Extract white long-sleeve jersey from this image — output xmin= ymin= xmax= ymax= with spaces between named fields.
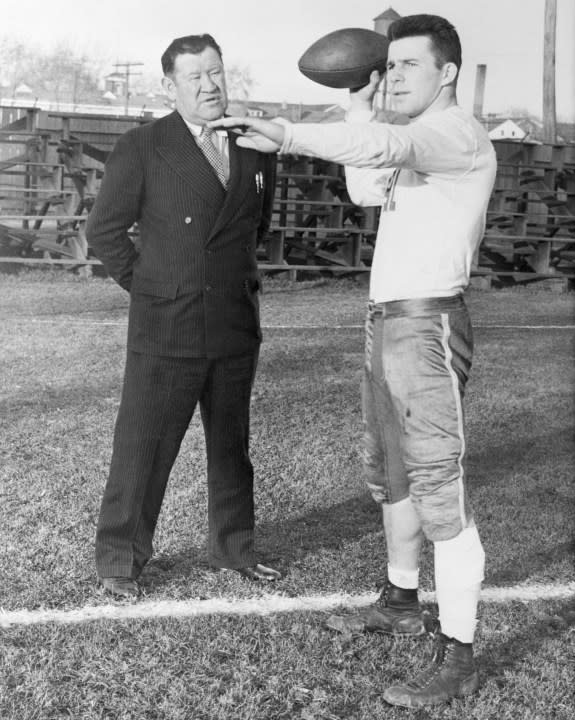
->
xmin=280 ymin=106 xmax=497 ymax=302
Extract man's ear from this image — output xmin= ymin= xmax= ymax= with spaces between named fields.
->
xmin=161 ymin=75 xmax=176 ymax=100
xmin=441 ymin=62 xmax=459 ymax=87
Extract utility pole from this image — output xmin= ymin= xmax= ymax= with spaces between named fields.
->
xmin=72 ymin=61 xmax=82 ymax=109
xmin=114 ymin=61 xmax=144 ymax=115
xmin=543 ymin=0 xmax=557 ymax=144
xmin=473 ymin=64 xmax=487 ymax=120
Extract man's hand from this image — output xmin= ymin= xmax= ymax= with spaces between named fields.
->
xmin=349 ymin=69 xmax=383 ymax=112
xmin=207 ymin=117 xmax=287 ymax=153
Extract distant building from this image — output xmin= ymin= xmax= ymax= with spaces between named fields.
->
xmin=488 ymin=118 xmax=528 ymax=141
xmin=483 ymin=114 xmax=575 ymax=144
xmin=557 ymin=123 xmax=575 ymax=144
xmin=373 ymin=7 xmax=401 ymax=35
xmin=14 ymin=83 xmax=34 ymax=99
xmin=104 ymin=72 xmax=126 ymax=97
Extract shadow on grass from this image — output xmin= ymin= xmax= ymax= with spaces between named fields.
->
xmin=0 ymin=378 xmax=124 ymax=416
xmin=467 ymin=425 xmax=575 ymax=586
xmin=143 ymin=493 xmax=381 ymax=585
xmin=143 ymin=547 xmax=211 ymax=581
xmin=20 ymin=375 xmax=567 ymax=595
xmin=479 ymin=597 xmax=575 ymax=688
xmin=251 ymin=422 xmax=574 ymax=582
xmin=257 ymin=493 xmax=380 ymax=559
xmin=466 ymin=426 xmax=575 ymax=484
xmin=143 ymin=420 xmax=574 ymax=589
xmin=487 ymin=540 xmax=575 ymax=586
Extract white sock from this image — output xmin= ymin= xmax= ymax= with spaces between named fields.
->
xmin=434 ymin=525 xmax=485 ymax=643
xmin=388 ymin=564 xmax=419 ymax=590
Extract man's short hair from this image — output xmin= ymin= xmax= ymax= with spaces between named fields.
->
xmin=161 ymin=34 xmax=223 ymax=76
xmin=388 ymin=14 xmax=462 ymax=70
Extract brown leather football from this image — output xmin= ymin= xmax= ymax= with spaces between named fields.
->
xmin=298 ymin=28 xmax=389 ymax=89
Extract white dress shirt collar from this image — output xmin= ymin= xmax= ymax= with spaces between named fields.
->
xmin=183 ymin=119 xmax=228 ymax=144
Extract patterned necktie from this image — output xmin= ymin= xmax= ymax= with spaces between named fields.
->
xmin=200 ymin=127 xmax=227 ymax=187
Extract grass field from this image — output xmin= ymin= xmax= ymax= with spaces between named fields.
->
xmin=1 ymin=271 xmax=574 ymax=719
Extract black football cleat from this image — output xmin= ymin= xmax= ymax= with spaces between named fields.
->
xmin=383 ymin=632 xmax=480 ymax=708
xmin=325 ymin=580 xmax=427 ymax=636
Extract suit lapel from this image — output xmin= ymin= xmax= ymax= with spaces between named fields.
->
xmin=226 ymin=134 xmax=258 ymax=208
xmin=155 ymin=113 xmax=260 ymax=236
xmin=155 ymin=112 xmax=226 ymax=207
xmin=208 ymin=133 xmax=258 ymax=240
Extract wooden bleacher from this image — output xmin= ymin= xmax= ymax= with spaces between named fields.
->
xmin=1 ymin=105 xmax=574 ymax=285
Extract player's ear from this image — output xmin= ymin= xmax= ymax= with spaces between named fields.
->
xmin=441 ymin=62 xmax=458 ymax=86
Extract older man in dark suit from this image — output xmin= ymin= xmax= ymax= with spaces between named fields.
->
xmin=87 ymin=34 xmax=279 ymax=598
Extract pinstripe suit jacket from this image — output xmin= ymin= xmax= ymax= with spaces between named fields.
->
xmin=86 ymin=111 xmax=276 ymax=358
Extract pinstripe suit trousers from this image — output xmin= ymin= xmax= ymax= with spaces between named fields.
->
xmin=95 ymin=349 xmax=259 ymax=578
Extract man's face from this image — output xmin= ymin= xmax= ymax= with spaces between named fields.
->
xmin=386 ymin=35 xmax=450 ymax=118
xmin=163 ymin=47 xmax=228 ymax=125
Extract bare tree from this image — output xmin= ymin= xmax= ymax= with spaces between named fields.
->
xmin=226 ymin=64 xmax=255 ymax=101
xmin=0 ymin=37 xmax=103 ymax=103
xmin=0 ymin=37 xmax=35 ymax=94
xmin=0 ymin=35 xmax=256 ymax=107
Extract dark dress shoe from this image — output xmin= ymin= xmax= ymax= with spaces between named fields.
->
xmin=98 ymin=576 xmax=140 ymax=599
xmin=233 ymin=564 xmax=282 ymax=581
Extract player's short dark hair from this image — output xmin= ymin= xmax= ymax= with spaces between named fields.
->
xmin=161 ymin=34 xmax=223 ymax=76
xmin=388 ymin=14 xmax=462 ymax=70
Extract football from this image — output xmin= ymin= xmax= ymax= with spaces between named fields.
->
xmin=298 ymin=28 xmax=389 ymax=89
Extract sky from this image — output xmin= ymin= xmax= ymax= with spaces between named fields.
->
xmin=2 ymin=0 xmax=575 ymax=120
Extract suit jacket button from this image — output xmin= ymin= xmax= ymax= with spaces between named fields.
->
xmin=184 ymin=216 xmax=192 ymax=224
xmin=205 ymin=285 xmax=212 ymax=292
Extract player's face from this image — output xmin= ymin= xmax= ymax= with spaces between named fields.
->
xmin=162 ymin=47 xmax=228 ymax=125
xmin=386 ymin=35 xmax=451 ymax=118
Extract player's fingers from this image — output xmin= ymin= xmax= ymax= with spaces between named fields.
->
xmin=208 ymin=117 xmax=251 ymax=131
xmin=369 ymin=69 xmax=382 ymax=87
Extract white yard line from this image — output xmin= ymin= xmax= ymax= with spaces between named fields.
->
xmin=267 ymin=324 xmax=575 ymax=330
xmin=1 ymin=582 xmax=574 ymax=628
xmin=264 ymin=324 xmax=575 ymax=331
xmin=475 ymin=324 xmax=575 ymax=330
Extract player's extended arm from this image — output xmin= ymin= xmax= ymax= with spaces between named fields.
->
xmin=208 ymin=116 xmax=286 ymax=152
xmin=209 ymin=70 xmax=381 ymax=153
